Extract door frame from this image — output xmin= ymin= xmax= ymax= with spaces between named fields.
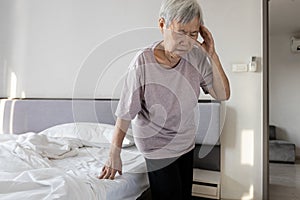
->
xmin=263 ymin=0 xmax=269 ymax=199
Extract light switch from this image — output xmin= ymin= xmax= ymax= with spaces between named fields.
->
xmin=232 ymin=64 xmax=248 ymax=72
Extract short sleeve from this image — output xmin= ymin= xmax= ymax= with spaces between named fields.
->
xmin=185 ymin=46 xmax=213 ymax=94
xmin=199 ymin=56 xmax=213 ymax=94
xmin=115 ymin=64 xmax=143 ymax=120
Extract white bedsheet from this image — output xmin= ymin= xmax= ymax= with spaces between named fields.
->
xmin=0 ymin=133 xmax=149 ymax=200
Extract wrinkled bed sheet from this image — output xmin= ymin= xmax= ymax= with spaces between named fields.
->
xmin=0 ymin=133 xmax=148 ymax=200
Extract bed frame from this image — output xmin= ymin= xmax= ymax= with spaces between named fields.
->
xmin=0 ymin=98 xmax=221 ymax=199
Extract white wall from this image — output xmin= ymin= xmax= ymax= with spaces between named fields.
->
xmin=2 ymin=0 xmax=162 ymax=98
xmin=1 ymin=0 xmax=264 ymax=199
xmin=0 ymin=0 xmax=12 ymax=97
xmin=270 ymin=34 xmax=300 ymax=157
xmin=199 ymin=1 xmax=263 ymax=199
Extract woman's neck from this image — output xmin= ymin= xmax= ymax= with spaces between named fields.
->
xmin=155 ymin=42 xmax=181 ymax=68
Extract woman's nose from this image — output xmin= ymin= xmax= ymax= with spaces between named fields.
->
xmin=179 ymin=35 xmax=193 ymax=48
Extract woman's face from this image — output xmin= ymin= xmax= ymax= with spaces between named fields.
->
xmin=161 ymin=17 xmax=200 ymax=56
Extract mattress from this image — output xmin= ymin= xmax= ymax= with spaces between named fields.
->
xmin=0 ymin=129 xmax=149 ymax=200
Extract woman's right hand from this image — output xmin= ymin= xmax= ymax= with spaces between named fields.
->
xmin=98 ymin=118 xmax=130 ymax=180
xmin=98 ymin=150 xmax=122 ymax=180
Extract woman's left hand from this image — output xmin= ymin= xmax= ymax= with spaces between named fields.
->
xmin=199 ymin=25 xmax=215 ymax=57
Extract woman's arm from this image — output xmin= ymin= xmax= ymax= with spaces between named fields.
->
xmin=208 ymin=53 xmax=230 ymax=100
xmin=98 ymin=118 xmax=131 ymax=180
xmin=198 ymin=25 xmax=230 ymax=101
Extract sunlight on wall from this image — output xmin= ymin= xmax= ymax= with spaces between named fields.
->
xmin=9 ymin=72 xmax=17 ymax=99
xmin=0 ymin=100 xmax=6 ymax=134
xmin=21 ymin=91 xmax=26 ymax=98
xmin=242 ymin=184 xmax=254 ymax=200
xmin=241 ymin=129 xmax=254 ymax=166
xmin=1 ymin=60 xmax=8 ymax=97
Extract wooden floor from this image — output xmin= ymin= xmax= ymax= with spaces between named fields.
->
xmin=269 ymin=159 xmax=300 ymax=200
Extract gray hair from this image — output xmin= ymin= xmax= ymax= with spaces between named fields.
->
xmin=159 ymin=0 xmax=204 ymax=27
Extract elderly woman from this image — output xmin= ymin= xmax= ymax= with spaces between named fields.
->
xmin=99 ymin=0 xmax=230 ymax=199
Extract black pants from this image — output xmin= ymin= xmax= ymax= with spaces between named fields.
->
xmin=145 ymin=149 xmax=194 ymax=200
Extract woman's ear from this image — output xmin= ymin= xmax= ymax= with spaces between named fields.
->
xmin=158 ymin=18 xmax=165 ymax=32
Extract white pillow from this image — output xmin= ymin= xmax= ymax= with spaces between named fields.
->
xmin=39 ymin=122 xmax=135 ymax=148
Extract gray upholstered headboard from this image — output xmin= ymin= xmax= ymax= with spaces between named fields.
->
xmin=1 ymin=99 xmax=221 ymax=145
xmin=1 ymin=99 xmax=119 ymax=134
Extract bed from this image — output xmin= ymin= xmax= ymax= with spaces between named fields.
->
xmin=0 ymin=99 xmax=150 ymax=200
xmin=0 ymin=98 xmax=221 ymax=200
